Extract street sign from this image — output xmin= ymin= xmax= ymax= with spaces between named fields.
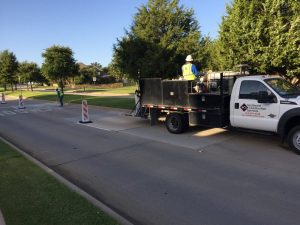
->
xmin=92 ymin=77 xmax=97 ymax=82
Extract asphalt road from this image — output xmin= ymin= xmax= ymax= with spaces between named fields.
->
xmin=1 ymin=98 xmax=300 ymax=225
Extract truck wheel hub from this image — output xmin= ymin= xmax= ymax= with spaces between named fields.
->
xmin=170 ymin=118 xmax=179 ymax=128
xmin=293 ymin=132 xmax=300 ymax=150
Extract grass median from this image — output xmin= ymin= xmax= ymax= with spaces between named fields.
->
xmin=72 ymin=85 xmax=136 ymax=94
xmin=0 ymin=139 xmax=120 ymax=225
xmin=6 ymin=91 xmax=135 ymax=110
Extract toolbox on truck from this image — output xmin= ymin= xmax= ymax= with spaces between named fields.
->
xmin=189 ymin=109 xmax=229 ymax=127
xmin=162 ymin=80 xmax=190 ymax=107
xmin=188 ymin=93 xmax=230 ymax=109
xmin=140 ymin=78 xmax=162 ymax=105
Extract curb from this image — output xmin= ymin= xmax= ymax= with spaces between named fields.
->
xmin=0 ymin=136 xmax=135 ymax=225
xmin=0 ymin=210 xmax=6 ymax=225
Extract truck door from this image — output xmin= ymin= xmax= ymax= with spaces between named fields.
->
xmin=231 ymin=80 xmax=279 ymax=132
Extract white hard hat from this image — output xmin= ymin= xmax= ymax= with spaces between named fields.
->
xmin=185 ymin=55 xmax=193 ymax=62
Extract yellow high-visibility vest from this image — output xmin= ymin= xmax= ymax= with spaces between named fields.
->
xmin=182 ymin=63 xmax=196 ymax=80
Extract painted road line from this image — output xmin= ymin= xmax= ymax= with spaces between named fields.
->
xmin=77 ymin=122 xmax=112 ymax=131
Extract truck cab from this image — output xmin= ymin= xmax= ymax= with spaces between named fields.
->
xmin=230 ymin=75 xmax=300 ymax=153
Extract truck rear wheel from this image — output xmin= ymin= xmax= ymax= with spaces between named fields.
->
xmin=166 ymin=113 xmax=185 ymax=134
xmin=287 ymin=125 xmax=300 ymax=154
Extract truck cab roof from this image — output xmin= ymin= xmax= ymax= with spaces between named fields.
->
xmin=237 ymin=75 xmax=281 ymax=81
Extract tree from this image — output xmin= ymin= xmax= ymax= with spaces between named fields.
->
xmin=267 ymin=0 xmax=300 ymax=79
xmin=197 ymin=36 xmax=224 ymax=72
xmin=76 ymin=66 xmax=94 ymax=84
xmin=41 ymin=45 xmax=78 ymax=90
xmin=18 ymin=61 xmax=45 ymax=91
xmin=0 ymin=50 xmax=18 ymax=91
xmin=218 ymin=0 xmax=300 ymax=77
xmin=102 ymin=66 xmax=109 ymax=75
xmin=112 ymin=0 xmax=203 ymax=80
xmin=90 ymin=62 xmax=102 ymax=78
xmin=108 ymin=58 xmax=127 ymax=81
xmin=75 ymin=62 xmax=103 ymax=85
xmin=218 ymin=0 xmax=257 ymax=71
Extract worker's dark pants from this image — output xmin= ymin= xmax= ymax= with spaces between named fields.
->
xmin=60 ymin=96 xmax=64 ymax=106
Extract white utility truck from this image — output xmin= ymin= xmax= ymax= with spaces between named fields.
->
xmin=138 ymin=74 xmax=300 ymax=154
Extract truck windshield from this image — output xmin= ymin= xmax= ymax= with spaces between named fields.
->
xmin=265 ymin=78 xmax=300 ymax=98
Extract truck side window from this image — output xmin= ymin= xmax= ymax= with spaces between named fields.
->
xmin=239 ymin=80 xmax=275 ymax=100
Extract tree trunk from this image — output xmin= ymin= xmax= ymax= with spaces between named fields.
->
xmin=30 ymin=82 xmax=33 ymax=92
xmin=4 ymin=83 xmax=7 ymax=91
xmin=59 ymin=79 xmax=64 ymax=92
xmin=71 ymin=77 xmax=75 ymax=88
xmin=11 ymin=83 xmax=14 ymax=92
xmin=15 ymin=83 xmax=17 ymax=91
xmin=26 ymin=83 xmax=29 ymax=91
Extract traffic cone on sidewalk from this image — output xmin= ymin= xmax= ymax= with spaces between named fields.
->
xmin=79 ymin=100 xmax=92 ymax=123
xmin=1 ymin=93 xmax=7 ymax=104
xmin=18 ymin=94 xmax=25 ymax=109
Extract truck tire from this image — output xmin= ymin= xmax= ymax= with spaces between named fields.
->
xmin=287 ymin=125 xmax=300 ymax=154
xmin=166 ymin=113 xmax=185 ymax=134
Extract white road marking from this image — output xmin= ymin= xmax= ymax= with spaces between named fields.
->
xmin=77 ymin=122 xmax=112 ymax=131
xmin=2 ymin=110 xmax=16 ymax=115
xmin=0 ymin=104 xmax=60 ymax=117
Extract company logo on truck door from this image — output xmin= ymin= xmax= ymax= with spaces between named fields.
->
xmin=240 ymin=104 xmax=248 ymax=111
xmin=240 ymin=103 xmax=267 ymax=117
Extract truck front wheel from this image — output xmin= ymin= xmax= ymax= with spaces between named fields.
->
xmin=287 ymin=125 xmax=300 ymax=154
xmin=166 ymin=113 xmax=185 ymax=134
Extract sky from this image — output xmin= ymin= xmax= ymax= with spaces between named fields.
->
xmin=0 ymin=0 xmax=232 ymax=67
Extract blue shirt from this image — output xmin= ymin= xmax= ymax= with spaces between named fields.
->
xmin=191 ymin=64 xmax=199 ymax=77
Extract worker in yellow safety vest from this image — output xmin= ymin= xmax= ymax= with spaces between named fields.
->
xmin=181 ymin=55 xmax=199 ymax=80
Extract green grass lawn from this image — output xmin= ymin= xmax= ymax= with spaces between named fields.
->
xmin=6 ymin=91 xmax=50 ymax=98
xmin=72 ymin=85 xmax=137 ymax=94
xmin=6 ymin=91 xmax=135 ymax=110
xmin=0 ymin=140 xmax=120 ymax=225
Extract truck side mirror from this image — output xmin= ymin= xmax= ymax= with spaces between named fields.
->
xmin=257 ymin=91 xmax=276 ymax=103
